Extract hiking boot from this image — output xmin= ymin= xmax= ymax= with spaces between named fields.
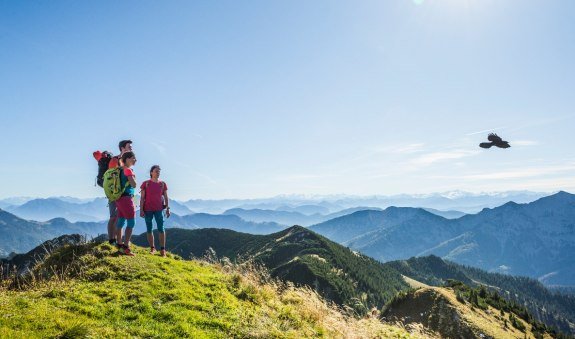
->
xmin=160 ymin=249 xmax=166 ymax=257
xmin=150 ymin=247 xmax=157 ymax=255
xmin=124 ymin=247 xmax=135 ymax=257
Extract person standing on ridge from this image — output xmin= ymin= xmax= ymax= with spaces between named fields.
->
xmin=93 ymin=140 xmax=133 ymax=246
xmin=140 ymin=165 xmax=170 ymax=257
xmin=115 ymin=151 xmax=138 ymax=256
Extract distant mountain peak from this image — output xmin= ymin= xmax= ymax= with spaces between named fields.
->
xmin=530 ymin=190 xmax=575 ymax=206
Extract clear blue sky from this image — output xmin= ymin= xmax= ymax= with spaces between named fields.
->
xmin=1 ymin=0 xmax=574 ymax=200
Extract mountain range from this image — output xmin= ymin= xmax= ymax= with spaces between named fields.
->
xmin=3 ymin=197 xmax=193 ymax=222
xmin=310 ymin=191 xmax=575 ymax=287
xmin=0 ymin=208 xmax=286 ymax=257
xmin=1 ymin=190 xmax=545 ymax=222
xmin=0 ymin=208 xmax=103 ymax=258
xmin=3 ymin=219 xmax=574 ymax=335
xmin=182 ymin=190 xmax=546 ymax=214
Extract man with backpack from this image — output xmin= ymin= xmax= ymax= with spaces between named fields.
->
xmin=93 ymin=140 xmax=133 ymax=246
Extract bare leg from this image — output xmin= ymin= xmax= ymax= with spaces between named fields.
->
xmin=108 ymin=217 xmax=117 ymax=240
xmin=124 ymin=227 xmax=134 ymax=248
xmin=147 ymin=232 xmax=155 ymax=248
xmin=159 ymin=232 xmax=166 ymax=249
xmin=116 ymin=227 xmax=124 ymax=246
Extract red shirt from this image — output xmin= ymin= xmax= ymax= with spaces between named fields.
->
xmin=140 ymin=180 xmax=168 ymax=212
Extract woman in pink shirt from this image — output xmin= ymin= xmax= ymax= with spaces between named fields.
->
xmin=140 ymin=165 xmax=170 ymax=256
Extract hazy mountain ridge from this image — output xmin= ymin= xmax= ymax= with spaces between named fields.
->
xmin=0 ymin=209 xmax=285 ymax=256
xmin=311 ymin=191 xmax=575 ymax=287
xmin=2 ymin=190 xmax=543 ymax=225
xmin=5 ymin=197 xmax=193 ymax=222
xmin=0 ymin=208 xmax=103 ymax=258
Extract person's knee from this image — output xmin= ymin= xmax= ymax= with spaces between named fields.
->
xmin=117 ymin=217 xmax=126 ymax=229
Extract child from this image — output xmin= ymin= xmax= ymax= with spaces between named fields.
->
xmin=140 ymin=165 xmax=170 ymax=256
xmin=93 ymin=139 xmax=133 ymax=246
xmin=115 ymin=151 xmax=138 ymax=256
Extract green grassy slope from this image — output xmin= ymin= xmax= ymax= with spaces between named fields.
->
xmin=132 ymin=226 xmax=411 ymax=315
xmin=0 ymin=241 xmax=417 ymax=339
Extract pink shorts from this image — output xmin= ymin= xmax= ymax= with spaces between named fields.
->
xmin=116 ymin=196 xmax=135 ymax=219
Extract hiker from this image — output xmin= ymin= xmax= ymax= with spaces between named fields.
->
xmin=93 ymin=140 xmax=133 ymax=246
xmin=140 ymin=165 xmax=170 ymax=257
xmin=115 ymin=151 xmax=138 ymax=256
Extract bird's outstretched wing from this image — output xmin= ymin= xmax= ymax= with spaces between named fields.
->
xmin=487 ymin=133 xmax=502 ymax=143
xmin=479 ymin=142 xmax=493 ymax=149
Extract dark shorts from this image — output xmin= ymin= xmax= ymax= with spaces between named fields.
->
xmin=144 ymin=211 xmax=165 ymax=233
xmin=108 ymin=200 xmax=117 ymax=218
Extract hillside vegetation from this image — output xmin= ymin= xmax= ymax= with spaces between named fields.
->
xmin=386 ymin=255 xmax=575 ymax=335
xmin=132 ymin=226 xmax=410 ymax=315
xmin=384 ymin=285 xmax=557 ymax=339
xmin=0 ymin=241 xmax=419 ymax=338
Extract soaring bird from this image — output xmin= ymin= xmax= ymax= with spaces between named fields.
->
xmin=479 ymin=133 xmax=510 ymax=149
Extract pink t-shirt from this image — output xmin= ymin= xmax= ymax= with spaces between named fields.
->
xmin=140 ymin=180 xmax=168 ymax=212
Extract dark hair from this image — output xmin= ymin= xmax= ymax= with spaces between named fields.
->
xmin=149 ymin=165 xmax=161 ymax=178
xmin=121 ymin=151 xmax=135 ymax=165
xmin=118 ymin=139 xmax=132 ymax=151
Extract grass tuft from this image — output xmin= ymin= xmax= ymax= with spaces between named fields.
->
xmin=56 ymin=323 xmax=91 ymax=339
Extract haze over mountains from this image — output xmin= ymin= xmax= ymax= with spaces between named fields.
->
xmin=0 ymin=190 xmax=546 ymax=223
xmin=2 ymin=190 xmax=573 ymax=288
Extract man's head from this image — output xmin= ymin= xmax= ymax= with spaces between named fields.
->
xmin=118 ymin=140 xmax=133 ymax=153
xmin=150 ymin=165 xmax=161 ymax=179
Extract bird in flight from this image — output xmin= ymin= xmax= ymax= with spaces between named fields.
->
xmin=479 ymin=133 xmax=511 ymax=149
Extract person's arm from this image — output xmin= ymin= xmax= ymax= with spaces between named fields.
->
xmin=125 ymin=168 xmax=137 ymax=188
xmin=163 ymin=185 xmax=170 ymax=218
xmin=140 ymin=185 xmax=146 ymax=217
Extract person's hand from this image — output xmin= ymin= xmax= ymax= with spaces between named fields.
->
xmin=166 ymin=209 xmax=171 ymax=218
xmin=140 ymin=210 xmax=145 ymax=218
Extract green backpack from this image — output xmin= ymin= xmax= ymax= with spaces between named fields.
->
xmin=103 ymin=167 xmax=129 ymax=202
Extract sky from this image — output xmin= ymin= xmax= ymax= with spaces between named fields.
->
xmin=1 ymin=0 xmax=574 ymax=200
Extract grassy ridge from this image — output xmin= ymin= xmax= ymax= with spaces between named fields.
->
xmin=132 ymin=226 xmax=410 ymax=314
xmin=0 ymin=241 xmax=417 ymax=338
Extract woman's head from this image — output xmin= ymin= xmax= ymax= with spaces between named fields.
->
xmin=150 ymin=165 xmax=161 ymax=179
xmin=121 ymin=151 xmax=136 ymax=167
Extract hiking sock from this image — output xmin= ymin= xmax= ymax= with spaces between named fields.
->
xmin=160 ymin=247 xmax=165 ymax=251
